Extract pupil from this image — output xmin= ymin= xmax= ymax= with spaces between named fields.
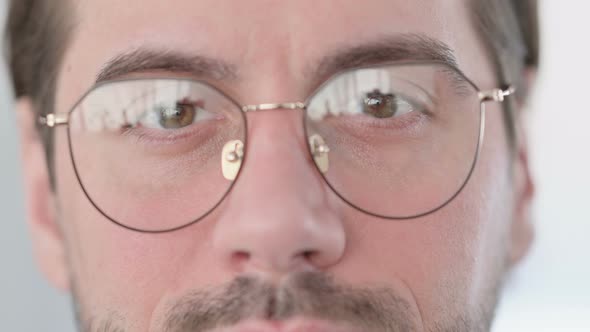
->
xmin=364 ymin=89 xmax=397 ymax=119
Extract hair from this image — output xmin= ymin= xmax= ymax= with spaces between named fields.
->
xmin=4 ymin=0 xmax=539 ymax=179
xmin=5 ymin=0 xmax=72 ymax=179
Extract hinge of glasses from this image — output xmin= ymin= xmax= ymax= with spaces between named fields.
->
xmin=39 ymin=113 xmax=69 ymax=128
xmin=478 ymin=86 xmax=515 ymax=103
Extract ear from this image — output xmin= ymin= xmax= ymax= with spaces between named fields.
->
xmin=508 ymin=69 xmax=537 ymax=267
xmin=16 ymin=98 xmax=70 ymax=291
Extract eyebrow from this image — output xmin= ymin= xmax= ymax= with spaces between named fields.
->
xmin=96 ymin=49 xmax=238 ymax=83
xmin=310 ymin=33 xmax=461 ymax=84
xmin=96 ymin=33 xmax=461 ymax=86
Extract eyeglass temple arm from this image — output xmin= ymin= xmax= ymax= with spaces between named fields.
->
xmin=478 ymin=86 xmax=515 ymax=103
xmin=37 ymin=102 xmax=309 ymax=128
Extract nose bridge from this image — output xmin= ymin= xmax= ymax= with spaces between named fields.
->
xmin=240 ymin=109 xmax=316 ymax=198
xmin=211 ymin=108 xmax=346 ymax=276
xmin=241 ymin=102 xmax=306 ymax=113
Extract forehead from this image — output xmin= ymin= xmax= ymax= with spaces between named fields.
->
xmin=59 ymin=0 xmax=489 ymax=106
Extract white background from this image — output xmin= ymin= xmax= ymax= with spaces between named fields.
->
xmin=1 ymin=1 xmax=588 ymax=331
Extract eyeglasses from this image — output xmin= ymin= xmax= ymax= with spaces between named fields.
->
xmin=40 ymin=61 xmax=513 ymax=233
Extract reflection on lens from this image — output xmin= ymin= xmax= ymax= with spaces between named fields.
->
xmin=68 ymin=79 xmax=246 ymax=232
xmin=305 ymin=63 xmax=483 ymax=218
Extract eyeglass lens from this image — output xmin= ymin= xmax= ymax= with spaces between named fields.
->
xmin=66 ymin=63 xmax=482 ymax=231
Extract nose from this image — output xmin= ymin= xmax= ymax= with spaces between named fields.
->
xmin=212 ymin=109 xmax=346 ymax=278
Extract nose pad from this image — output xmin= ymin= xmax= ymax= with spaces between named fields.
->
xmin=222 ymin=140 xmax=245 ymax=181
xmin=309 ymin=134 xmax=330 ymax=174
xmin=221 ymin=134 xmax=330 ymax=180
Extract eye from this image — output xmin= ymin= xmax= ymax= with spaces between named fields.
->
xmin=362 ymin=89 xmax=414 ymax=119
xmin=157 ymin=98 xmax=205 ymax=129
xmin=138 ymin=98 xmax=214 ymax=130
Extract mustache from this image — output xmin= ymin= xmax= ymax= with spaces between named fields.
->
xmin=163 ymin=271 xmax=416 ymax=332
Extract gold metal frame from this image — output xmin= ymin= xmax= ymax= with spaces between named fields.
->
xmin=478 ymin=86 xmax=516 ymax=103
xmin=37 ymin=61 xmax=515 ymax=233
xmin=39 ymin=87 xmax=512 ymax=127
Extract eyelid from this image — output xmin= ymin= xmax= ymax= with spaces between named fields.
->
xmin=354 ymin=78 xmax=436 ymax=116
xmin=347 ymin=71 xmax=435 ymax=106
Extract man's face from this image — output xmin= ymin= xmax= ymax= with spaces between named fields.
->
xmin=19 ymin=0 xmax=534 ymax=331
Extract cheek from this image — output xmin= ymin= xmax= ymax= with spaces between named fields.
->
xmin=50 ymin=99 xmax=512 ymax=327
xmin=53 ymin=130 xmax=228 ymax=323
xmin=331 ymin=105 xmax=512 ymax=322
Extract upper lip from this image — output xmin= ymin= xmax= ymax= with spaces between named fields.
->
xmin=205 ymin=318 xmax=364 ymax=332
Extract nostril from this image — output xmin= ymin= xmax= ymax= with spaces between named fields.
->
xmin=295 ymin=249 xmax=324 ymax=269
xmin=302 ymin=249 xmax=318 ymax=261
xmin=231 ymin=251 xmax=250 ymax=265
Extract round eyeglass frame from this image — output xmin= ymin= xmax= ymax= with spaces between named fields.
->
xmin=39 ymin=60 xmax=514 ymax=233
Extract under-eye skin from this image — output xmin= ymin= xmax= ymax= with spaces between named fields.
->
xmin=349 ymin=109 xmax=430 ymax=134
xmin=119 ymin=98 xmax=223 ymax=147
xmin=317 ymin=91 xmax=434 ymax=145
xmin=121 ymin=124 xmax=214 ymax=146
xmin=353 ymin=90 xmax=431 ymax=130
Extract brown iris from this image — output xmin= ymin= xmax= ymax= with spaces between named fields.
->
xmin=158 ymin=98 xmax=204 ymax=129
xmin=363 ymin=89 xmax=399 ymax=119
